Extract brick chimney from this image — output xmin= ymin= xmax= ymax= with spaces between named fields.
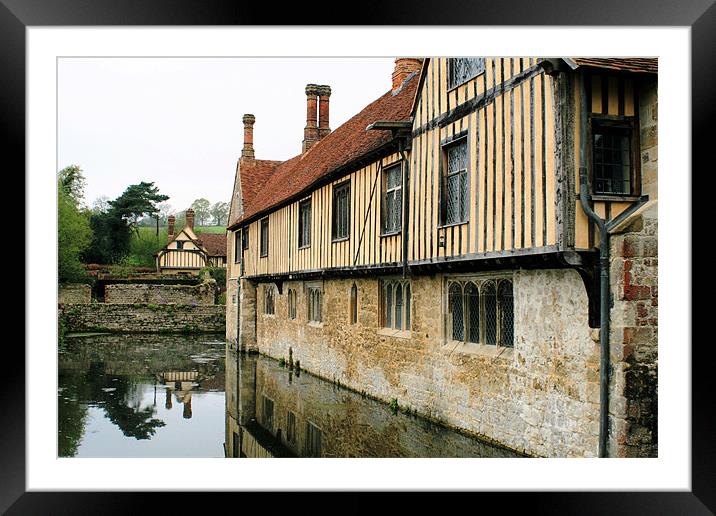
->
xmin=185 ymin=208 xmax=195 ymax=230
xmin=392 ymin=58 xmax=423 ymax=92
xmin=167 ymin=215 xmax=176 ymax=238
xmin=241 ymin=114 xmax=255 ymax=160
xmin=317 ymin=85 xmax=331 ymax=139
xmin=303 ymin=84 xmax=320 ymax=152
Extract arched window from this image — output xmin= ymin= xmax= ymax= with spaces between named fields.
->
xmin=287 ymin=289 xmax=297 ymax=320
xmin=483 ymin=281 xmax=497 ymax=345
xmin=307 ymin=286 xmax=322 ymax=322
xmin=385 ymin=283 xmax=393 ymax=328
xmin=465 ymin=282 xmax=480 ymax=343
xmin=449 ymin=282 xmax=464 ymax=341
xmin=498 ymin=280 xmax=514 ymax=347
xmin=405 ymin=284 xmax=411 ymax=330
xmin=395 ymin=284 xmax=403 ymax=330
xmin=264 ymin=285 xmax=275 ymax=315
xmin=350 ymin=283 xmax=358 ymax=325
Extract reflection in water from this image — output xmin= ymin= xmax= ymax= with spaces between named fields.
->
xmin=58 ymin=334 xmax=225 ymax=458
xmin=225 ymin=351 xmax=523 ymax=458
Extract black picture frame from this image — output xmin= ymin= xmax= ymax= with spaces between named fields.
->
xmin=5 ymin=0 xmax=710 ymax=512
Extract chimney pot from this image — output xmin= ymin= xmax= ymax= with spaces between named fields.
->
xmin=392 ymin=58 xmax=423 ymax=92
xmin=318 ymin=85 xmax=332 ymax=139
xmin=241 ymin=114 xmax=256 ymax=160
xmin=185 ymin=208 xmax=195 ymax=230
xmin=167 ymin=215 xmax=176 ymax=238
xmin=303 ymin=84 xmax=320 ymax=152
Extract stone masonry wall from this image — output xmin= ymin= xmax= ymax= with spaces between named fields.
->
xmin=105 ymin=281 xmax=215 ymax=305
xmin=226 ymin=278 xmax=257 ymax=353
xmin=606 ymin=77 xmax=658 ymax=458
xmin=58 ymin=284 xmax=91 ymax=304
xmin=248 ymin=269 xmax=601 ymax=457
xmin=59 ymin=303 xmax=225 ymax=333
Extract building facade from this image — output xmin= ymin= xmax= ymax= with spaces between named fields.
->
xmin=225 ymin=58 xmax=658 ymax=458
xmin=156 ymin=209 xmax=227 ymax=273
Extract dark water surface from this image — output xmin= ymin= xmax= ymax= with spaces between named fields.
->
xmin=59 ymin=334 xmax=522 ymax=458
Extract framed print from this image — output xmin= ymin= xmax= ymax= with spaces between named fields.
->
xmin=4 ymin=0 xmax=711 ymax=512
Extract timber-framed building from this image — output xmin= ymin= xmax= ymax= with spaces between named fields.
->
xmin=225 ymin=58 xmax=658 ymax=458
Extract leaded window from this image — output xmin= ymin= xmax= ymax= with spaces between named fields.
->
xmin=592 ymin=120 xmax=637 ymax=196
xmin=446 ymin=277 xmax=513 ymax=348
xmin=298 ymin=199 xmax=311 ymax=248
xmin=264 ymin=284 xmax=275 ymax=315
xmin=381 ymin=279 xmax=411 ymax=331
xmin=287 ymin=288 xmax=297 ymax=320
xmin=332 ymin=181 xmax=350 ymax=241
xmin=448 ymin=58 xmax=486 ymax=89
xmin=307 ymin=286 xmax=322 ymax=323
xmin=443 ymin=139 xmax=469 ymax=225
xmin=234 ymin=230 xmax=241 ymax=264
xmin=260 ymin=217 xmax=269 ymax=257
xmin=382 ymin=163 xmax=402 ymax=234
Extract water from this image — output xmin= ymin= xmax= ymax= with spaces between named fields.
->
xmin=59 ymin=334 xmax=522 ymax=458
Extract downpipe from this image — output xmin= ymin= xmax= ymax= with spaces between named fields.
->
xmin=577 ymin=73 xmax=610 ymax=458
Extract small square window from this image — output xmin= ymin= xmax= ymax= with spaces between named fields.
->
xmin=591 ymin=120 xmax=638 ymax=196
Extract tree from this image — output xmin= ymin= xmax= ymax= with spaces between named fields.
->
xmin=210 ymin=201 xmax=229 ymax=226
xmin=84 ymin=182 xmax=169 ymax=264
xmin=58 ymin=165 xmax=86 ymax=207
xmin=157 ymin=203 xmax=173 ymax=225
xmin=91 ymin=195 xmax=110 ymax=213
xmin=58 ymin=171 xmax=92 ymax=282
xmin=190 ymin=198 xmax=211 ymax=227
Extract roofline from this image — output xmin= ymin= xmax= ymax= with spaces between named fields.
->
xmin=228 ymin=138 xmax=401 ymax=231
xmin=557 ymin=57 xmax=657 ymax=75
xmin=410 ymin=58 xmax=430 ymax=117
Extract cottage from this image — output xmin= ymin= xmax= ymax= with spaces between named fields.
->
xmin=156 ymin=208 xmax=227 ymax=274
xmin=225 ymin=58 xmax=658 ymax=458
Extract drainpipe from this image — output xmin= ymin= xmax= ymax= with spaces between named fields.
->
xmin=577 ymin=71 xmax=611 ymax=458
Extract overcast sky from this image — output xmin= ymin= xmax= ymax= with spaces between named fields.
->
xmin=58 ymin=57 xmax=395 ymax=214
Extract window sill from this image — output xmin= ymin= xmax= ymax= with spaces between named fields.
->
xmin=380 ymin=230 xmax=401 ymax=238
xmin=377 ymin=327 xmax=411 ymax=339
xmin=590 ymin=194 xmax=642 ymax=202
xmin=307 ymin=321 xmax=324 ymax=328
xmin=438 ymin=221 xmax=469 ymax=230
xmin=298 ymin=245 xmax=311 ymax=250
xmin=262 ymin=313 xmax=276 ymax=318
xmin=332 ymin=237 xmax=349 ymax=244
xmin=259 ymin=255 xmax=268 ymax=259
xmin=443 ymin=341 xmax=515 ymax=360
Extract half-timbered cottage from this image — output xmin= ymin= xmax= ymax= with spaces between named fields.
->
xmin=225 ymin=58 xmax=658 ymax=458
xmin=156 ymin=209 xmax=227 ymax=273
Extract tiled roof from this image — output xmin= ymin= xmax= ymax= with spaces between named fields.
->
xmin=570 ymin=58 xmax=657 ymax=74
xmin=195 ymin=232 xmax=227 ymax=257
xmin=232 ymin=72 xmax=419 ymax=226
xmin=228 ymin=158 xmax=283 ymax=227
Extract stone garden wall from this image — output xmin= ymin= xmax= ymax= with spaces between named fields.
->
xmin=58 ymin=284 xmax=92 ymax=304
xmin=59 ymin=303 xmax=225 ymax=334
xmin=105 ymin=280 xmax=215 ymax=305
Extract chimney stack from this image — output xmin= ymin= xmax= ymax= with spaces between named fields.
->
xmin=167 ymin=215 xmax=176 ymax=238
xmin=303 ymin=84 xmax=320 ymax=152
xmin=185 ymin=208 xmax=195 ymax=230
xmin=392 ymin=58 xmax=423 ymax=92
xmin=317 ymin=85 xmax=331 ymax=139
xmin=241 ymin=114 xmax=256 ymax=160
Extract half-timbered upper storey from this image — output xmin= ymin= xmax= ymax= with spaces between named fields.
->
xmin=227 ymin=57 xmax=657 ymax=280
xmin=157 ymin=209 xmax=227 ymax=273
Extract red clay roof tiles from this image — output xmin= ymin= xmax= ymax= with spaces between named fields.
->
xmin=232 ymin=72 xmax=418 ymax=226
xmin=571 ymin=58 xmax=657 ymax=74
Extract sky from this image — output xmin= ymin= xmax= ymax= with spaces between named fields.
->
xmin=58 ymin=57 xmax=395 ymax=214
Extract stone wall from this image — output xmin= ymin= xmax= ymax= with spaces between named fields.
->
xmin=246 ymin=269 xmax=602 ymax=457
xmin=105 ymin=280 xmax=215 ymax=305
xmin=59 ymin=303 xmax=225 ymax=334
xmin=226 ymin=278 xmax=257 ymax=353
xmin=58 ymin=284 xmax=91 ymax=304
xmin=605 ymin=77 xmax=659 ymax=458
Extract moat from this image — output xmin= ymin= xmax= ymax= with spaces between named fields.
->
xmin=58 ymin=334 xmax=522 ymax=458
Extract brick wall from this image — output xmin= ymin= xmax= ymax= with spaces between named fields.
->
xmin=105 ymin=281 xmax=215 ymax=305
xmin=58 ymin=284 xmax=91 ymax=304
xmin=59 ymin=303 xmax=225 ymax=333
